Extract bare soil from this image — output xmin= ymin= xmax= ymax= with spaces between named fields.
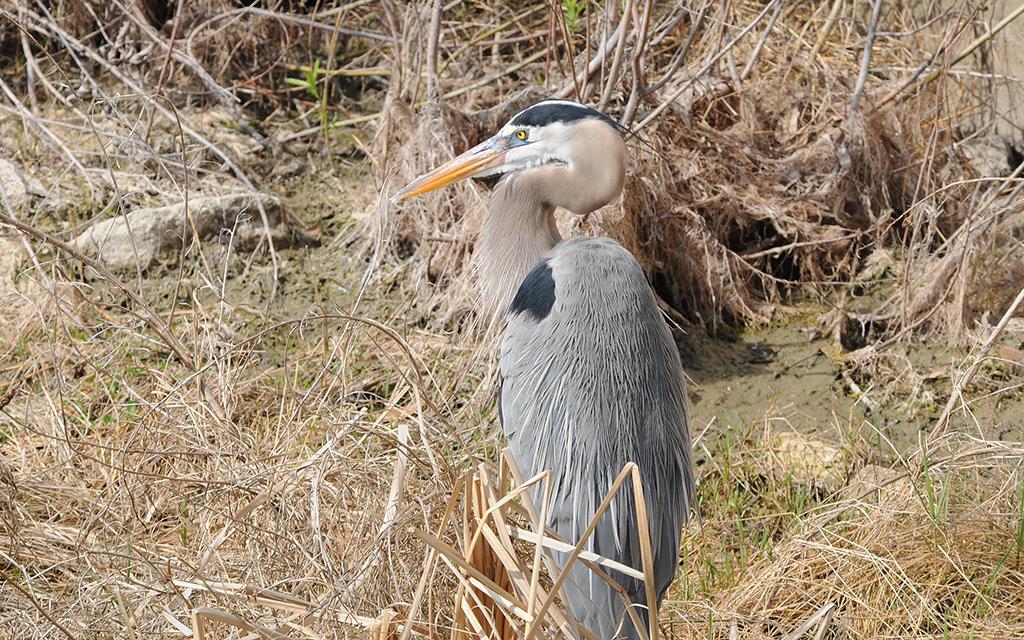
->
xmin=685 ymin=320 xmax=1024 ymax=456
xmin=113 ymin=148 xmax=1024 ymax=461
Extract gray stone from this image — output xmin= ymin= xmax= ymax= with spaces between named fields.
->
xmin=0 ymin=237 xmax=27 ymax=287
xmin=72 ymin=193 xmax=287 ymax=271
xmin=961 ymin=137 xmax=1013 ymax=178
xmin=0 ymin=159 xmax=29 ymax=210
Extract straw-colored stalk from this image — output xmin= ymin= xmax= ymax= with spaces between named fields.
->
xmin=415 ymin=451 xmax=666 ymax=639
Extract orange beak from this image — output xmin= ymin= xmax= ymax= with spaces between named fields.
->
xmin=391 ymin=136 xmax=511 ymax=202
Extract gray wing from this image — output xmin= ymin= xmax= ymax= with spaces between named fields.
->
xmin=499 ymin=237 xmax=695 ymax=639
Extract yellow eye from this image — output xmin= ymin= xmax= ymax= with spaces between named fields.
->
xmin=515 ymin=129 xmax=528 ymax=141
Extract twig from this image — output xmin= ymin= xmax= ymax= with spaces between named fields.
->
xmin=809 ymin=0 xmax=844 ymax=61
xmin=4 ymin=18 xmax=98 ymax=126
xmin=551 ymin=0 xmax=582 ymax=102
xmin=643 ymin=0 xmax=711 ymax=97
xmin=622 ymin=0 xmax=654 ymax=127
xmin=813 ymin=604 xmax=835 ymax=640
xmin=112 ymin=0 xmax=234 ymax=107
xmin=634 ymin=0 xmax=779 ymax=132
xmin=849 ymin=0 xmax=883 ymax=115
xmin=894 ymin=1 xmax=1024 ymax=100
xmin=522 ymin=463 xmax=646 ymax=640
xmin=0 ymin=210 xmax=196 ymax=371
xmin=0 ymin=168 xmax=52 ymax=291
xmin=277 ymin=112 xmax=380 ymax=144
xmin=0 ymin=553 xmax=76 ymax=640
xmin=649 ymin=0 xmax=689 ymax=47
xmin=930 ymin=285 xmax=1024 ymax=439
xmin=187 ymin=5 xmax=390 ymax=42
xmin=840 ymin=368 xmax=880 ymax=415
xmin=598 ymin=0 xmax=635 ymax=112
xmin=425 ymin=0 xmax=443 ymax=103
xmin=438 ymin=6 xmax=544 ymax=75
xmin=0 ymin=75 xmax=91 ymax=185
xmin=783 ymin=602 xmax=836 ymax=640
xmin=629 ymin=466 xmax=658 ymax=640
xmin=142 ymin=0 xmax=185 ymax=142
xmin=191 ymin=608 xmax=291 ymax=640
xmin=399 ymin=471 xmax=465 ymax=640
xmin=740 ymin=0 xmax=783 ymax=81
xmin=504 ymin=527 xmax=644 ymax=580
xmin=444 ymin=49 xmax=547 ymax=100
xmin=740 ymin=232 xmax=859 ymax=260
xmin=557 ymin=25 xmax=623 ymax=99
xmin=17 ymin=17 xmax=38 ymax=115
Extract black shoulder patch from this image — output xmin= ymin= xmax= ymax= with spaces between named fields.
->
xmin=509 ymin=260 xmax=556 ymax=321
xmin=510 ymin=101 xmax=624 ymax=134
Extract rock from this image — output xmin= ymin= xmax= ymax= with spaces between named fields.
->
xmin=961 ymin=137 xmax=1013 ymax=178
xmin=71 ymin=192 xmax=295 ymax=271
xmin=0 ymin=159 xmax=29 ymax=209
xmin=760 ymin=431 xmax=848 ymax=491
xmin=0 ymin=237 xmax=27 ymax=288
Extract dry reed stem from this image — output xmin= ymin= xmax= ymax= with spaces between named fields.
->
xmin=931 ymin=285 xmax=1024 ymax=439
xmin=415 ymin=451 xmax=669 ymax=640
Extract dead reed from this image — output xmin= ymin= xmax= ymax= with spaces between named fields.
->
xmin=0 ymin=2 xmax=1022 ymax=639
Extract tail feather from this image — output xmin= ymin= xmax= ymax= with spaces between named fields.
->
xmin=559 ymin=557 xmax=652 ymax=639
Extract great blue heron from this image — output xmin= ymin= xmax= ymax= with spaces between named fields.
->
xmin=394 ymin=100 xmax=696 ymax=640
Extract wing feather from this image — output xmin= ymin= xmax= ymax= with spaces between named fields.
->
xmin=499 ymin=237 xmax=695 ymax=639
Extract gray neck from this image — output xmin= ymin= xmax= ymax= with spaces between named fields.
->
xmin=478 ymin=173 xmax=561 ymax=316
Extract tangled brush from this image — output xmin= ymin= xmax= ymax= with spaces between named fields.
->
xmin=372 ymin=1 xmax=1020 ymax=341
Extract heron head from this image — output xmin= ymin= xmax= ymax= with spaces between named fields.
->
xmin=392 ymin=100 xmax=627 ymax=214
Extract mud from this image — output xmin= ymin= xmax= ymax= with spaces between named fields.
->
xmin=57 ymin=149 xmax=1024 ymax=461
xmin=211 ymin=156 xmax=1024 ymax=456
xmin=683 ymin=318 xmax=1024 ymax=455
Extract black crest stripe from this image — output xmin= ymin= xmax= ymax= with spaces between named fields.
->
xmin=509 ymin=260 xmax=556 ymax=321
xmin=510 ymin=101 xmax=624 ymax=134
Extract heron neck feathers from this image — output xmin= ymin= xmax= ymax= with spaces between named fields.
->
xmin=479 ymin=174 xmax=561 ymax=316
xmin=478 ymin=119 xmax=626 ymax=316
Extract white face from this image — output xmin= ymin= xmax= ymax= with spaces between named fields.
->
xmin=475 ymin=100 xmax=595 ymax=178
xmin=489 ymin=122 xmax=572 ymax=176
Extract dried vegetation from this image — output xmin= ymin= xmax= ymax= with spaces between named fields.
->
xmin=0 ymin=1 xmax=1023 ymax=639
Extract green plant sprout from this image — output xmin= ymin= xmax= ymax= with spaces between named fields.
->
xmin=562 ymin=0 xmax=587 ymax=33
xmin=286 ymin=58 xmax=322 ymax=101
xmin=287 ymin=59 xmax=331 ymax=133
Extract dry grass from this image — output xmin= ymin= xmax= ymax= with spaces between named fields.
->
xmin=1 ymin=1 xmax=1023 ymax=639
xmin=694 ymin=434 xmax=1024 ymax=639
